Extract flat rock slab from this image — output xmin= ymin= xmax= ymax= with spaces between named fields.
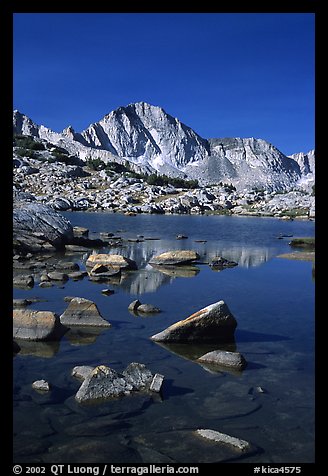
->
xmin=196 ymin=429 xmax=253 ymax=452
xmin=197 ymin=350 xmax=247 ymax=371
xmin=60 ymin=297 xmax=111 ymax=327
xmin=132 ymin=429 xmax=258 ymax=463
xmin=13 ymin=309 xmax=66 ymax=341
xmin=75 ymin=363 xmax=162 ymax=403
xmin=151 ymin=300 xmax=237 ymax=343
xmin=149 ymin=250 xmax=199 ymax=266
xmin=86 ymin=253 xmax=137 ymax=270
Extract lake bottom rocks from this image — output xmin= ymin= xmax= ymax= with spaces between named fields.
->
xmin=75 ymin=363 xmax=164 ymax=403
xmin=197 ymin=350 xmax=247 ymax=371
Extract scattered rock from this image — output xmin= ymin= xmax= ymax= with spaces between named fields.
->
xmin=99 ymin=232 xmax=114 ymax=239
xmin=256 ymin=386 xmax=267 ymax=393
xmin=197 ymin=350 xmax=247 ymax=370
xmin=68 ymin=270 xmax=88 ymax=280
xmin=210 ymin=256 xmax=238 ymax=270
xmin=47 ymin=271 xmax=69 ymax=281
xmin=149 ymin=250 xmax=199 ymax=266
xmin=73 ymin=226 xmax=89 ymax=237
xmin=32 ymin=379 xmax=51 ymax=392
xmin=39 ymin=282 xmax=53 ymax=288
xmin=101 ymin=289 xmax=115 ymax=296
xmin=70 ymin=236 xmax=109 ymax=248
xmin=86 ymin=253 xmax=137 ymax=270
xmin=53 ymin=261 xmax=80 ymax=271
xmin=13 ymin=275 xmax=34 ymax=288
xmin=151 ymin=300 xmax=237 ymax=343
xmin=13 ymin=309 xmax=67 ymax=341
xmin=128 ymin=300 xmax=161 ymax=314
xmin=196 ymin=429 xmax=252 ymax=452
xmin=13 ymin=298 xmax=32 ymax=308
xmin=137 ymin=304 xmax=161 ymax=314
xmin=75 ymin=362 xmax=161 ymax=403
xmin=128 ymin=299 xmax=142 ymax=312
xmin=289 ymin=237 xmax=315 ymax=250
xmin=60 ymin=297 xmax=111 ymax=327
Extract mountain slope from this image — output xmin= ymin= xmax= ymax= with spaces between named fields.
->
xmin=13 ymin=103 xmax=312 ymax=191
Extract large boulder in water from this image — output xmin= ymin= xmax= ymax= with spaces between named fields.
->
xmin=149 ymin=250 xmax=199 ymax=266
xmin=86 ymin=253 xmax=137 ymax=270
xmin=60 ymin=297 xmax=111 ymax=327
xmin=13 ymin=202 xmax=73 ymax=253
xmin=151 ymin=300 xmax=237 ymax=343
xmin=13 ymin=309 xmax=67 ymax=341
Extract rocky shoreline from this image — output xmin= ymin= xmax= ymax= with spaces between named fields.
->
xmin=13 ymin=151 xmax=315 ymax=219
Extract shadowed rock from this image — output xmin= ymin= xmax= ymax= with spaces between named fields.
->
xmin=89 ymin=263 xmax=121 ymax=280
xmin=13 ymin=202 xmax=73 ymax=253
xmin=151 ymin=300 xmax=237 ymax=343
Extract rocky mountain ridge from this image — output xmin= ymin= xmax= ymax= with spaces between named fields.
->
xmin=13 ymin=102 xmax=314 ymax=192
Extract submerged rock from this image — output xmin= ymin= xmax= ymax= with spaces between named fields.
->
xmin=149 ymin=250 xmax=199 ymax=266
xmin=75 ymin=362 xmax=162 ymax=403
xmin=197 ymin=350 xmax=247 ymax=370
xmin=32 ymin=379 xmax=51 ymax=392
xmin=196 ymin=429 xmax=252 ymax=452
xmin=60 ymin=297 xmax=111 ymax=327
xmin=13 ymin=309 xmax=67 ymax=341
xmin=151 ymin=300 xmax=237 ymax=343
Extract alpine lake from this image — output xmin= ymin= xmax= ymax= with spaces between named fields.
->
xmin=13 ymin=212 xmax=315 ymax=464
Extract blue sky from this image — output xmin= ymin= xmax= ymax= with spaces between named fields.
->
xmin=13 ymin=13 xmax=315 ymax=155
